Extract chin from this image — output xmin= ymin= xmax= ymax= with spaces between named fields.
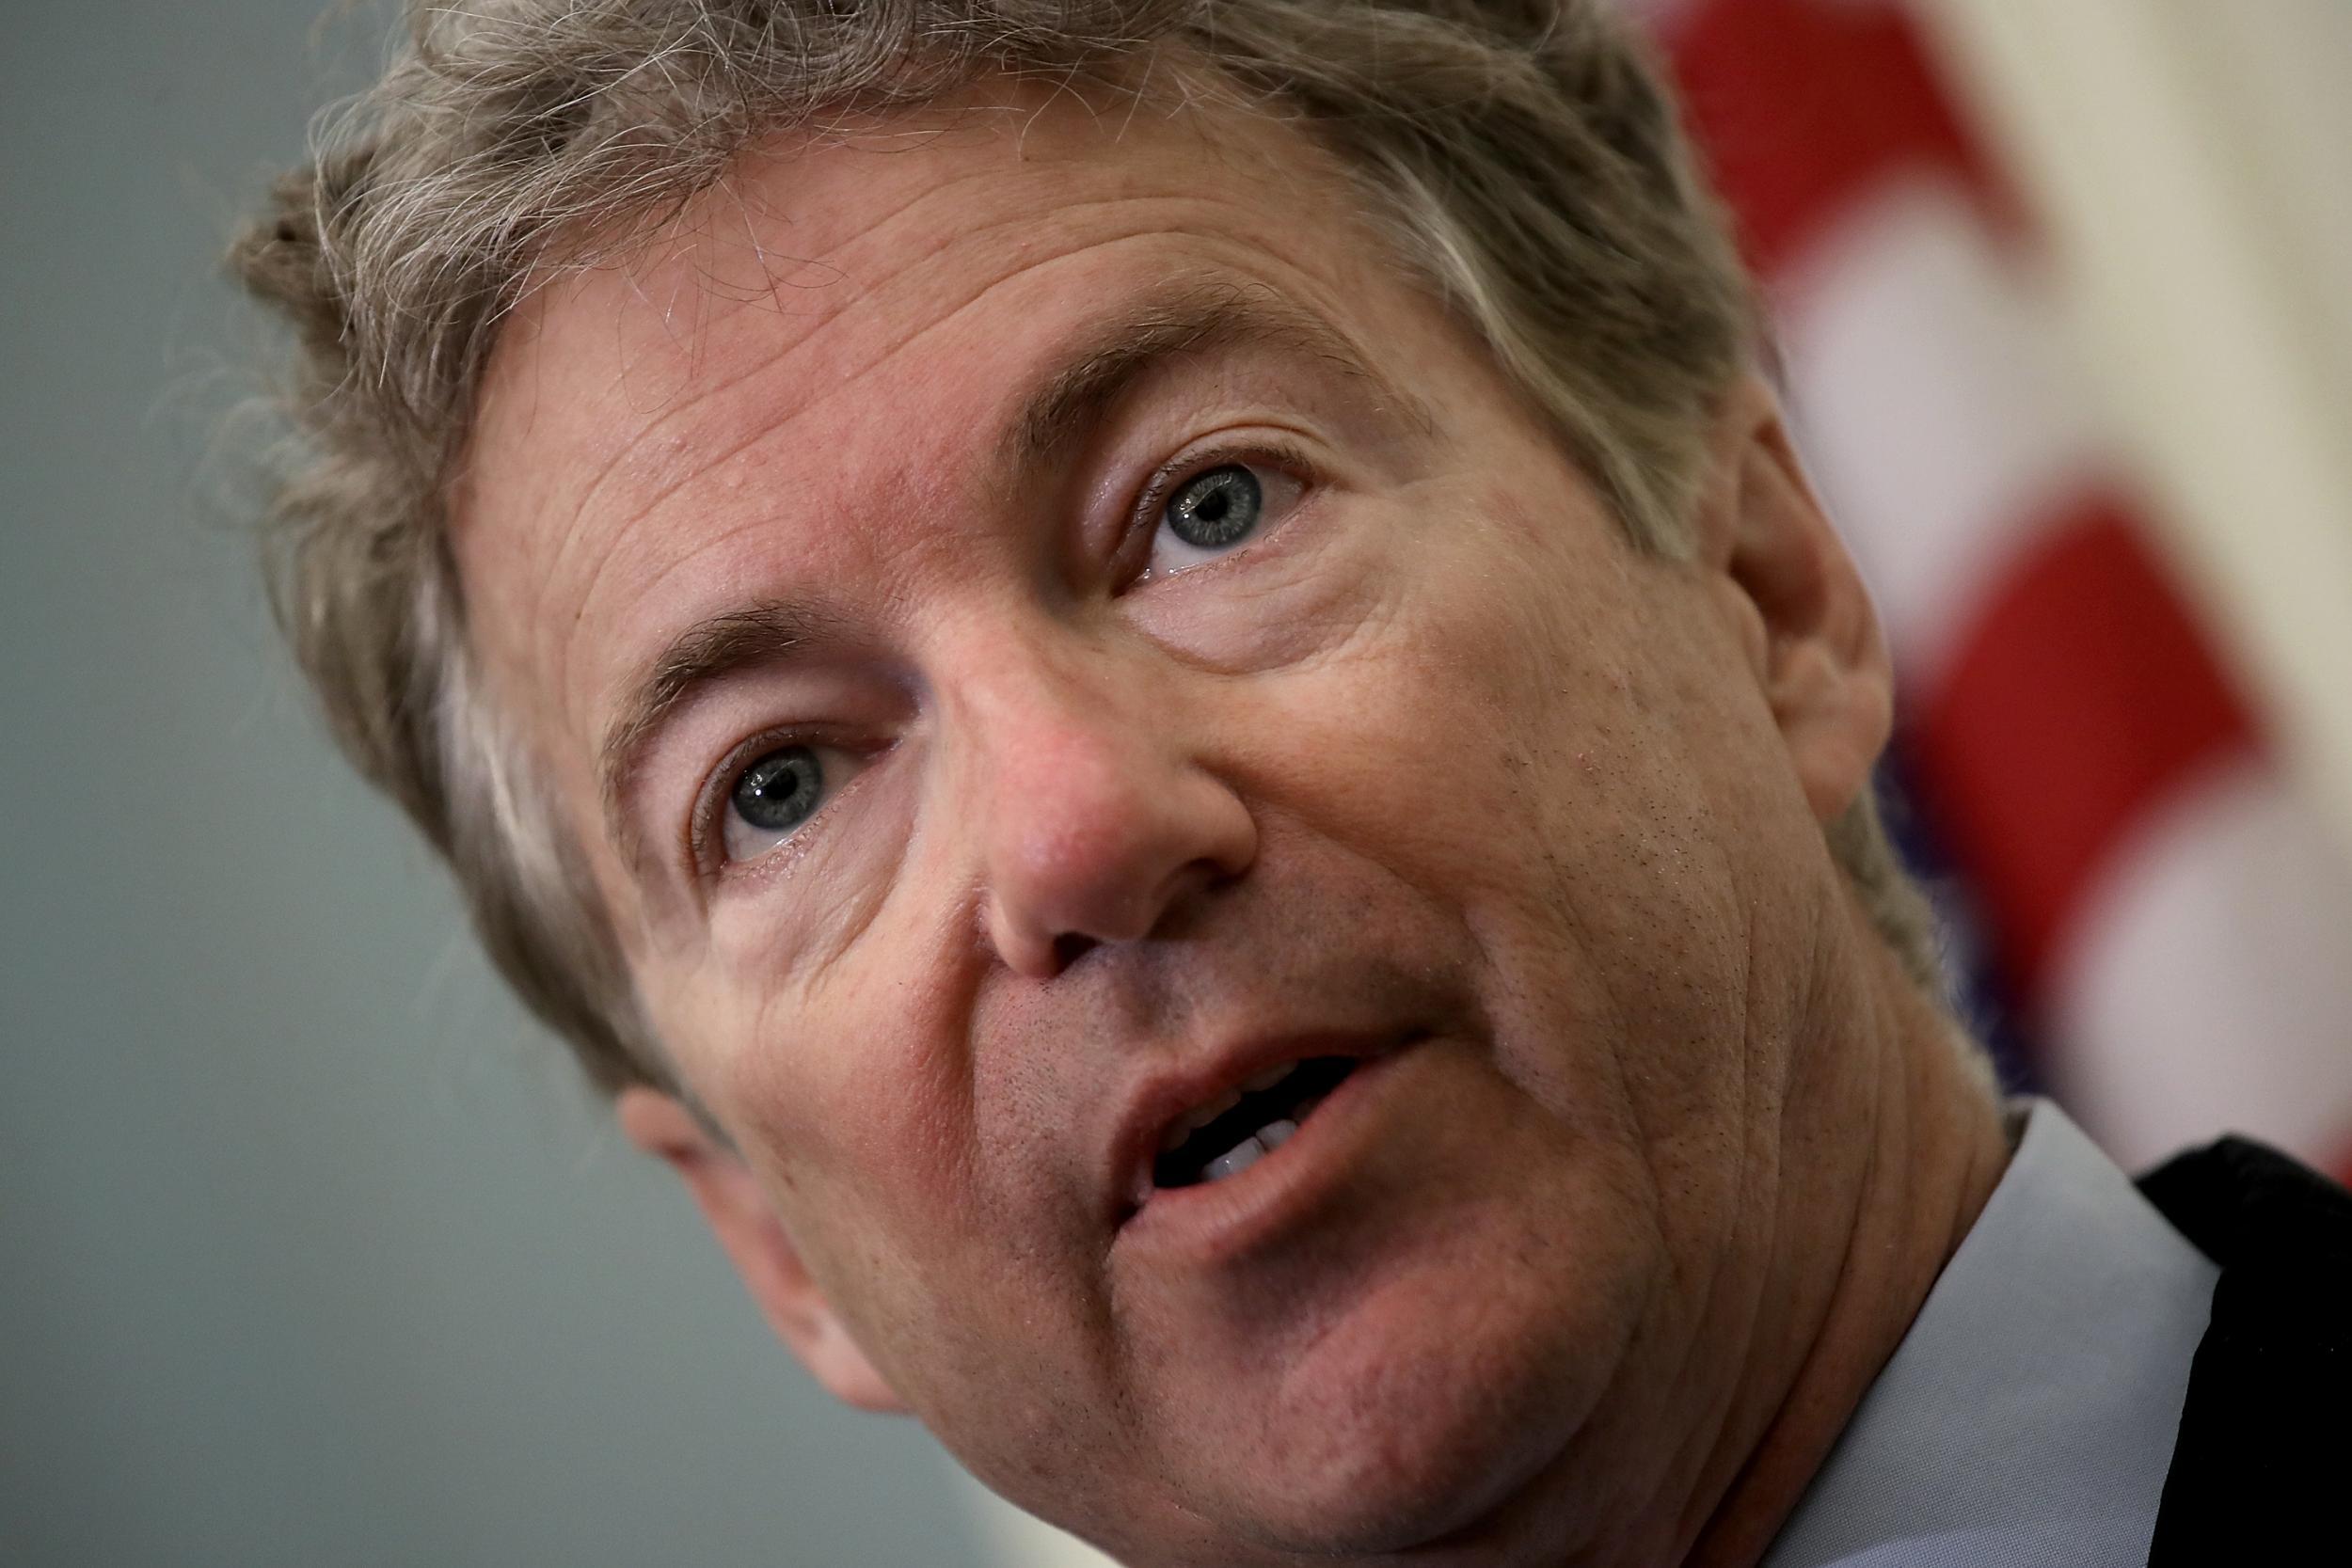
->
xmin=1168 ymin=1222 xmax=1642 ymax=1561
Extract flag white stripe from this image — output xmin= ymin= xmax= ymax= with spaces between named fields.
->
xmin=2047 ymin=754 xmax=2352 ymax=1171
xmin=1774 ymin=178 xmax=2108 ymax=682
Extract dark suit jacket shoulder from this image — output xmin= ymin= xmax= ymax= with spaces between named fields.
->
xmin=2138 ymin=1136 xmax=2352 ymax=1564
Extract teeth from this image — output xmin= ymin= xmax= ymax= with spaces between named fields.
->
xmin=1200 ymin=1117 xmax=1302 ymax=1184
xmin=1202 ymin=1136 xmax=1267 ymax=1182
xmin=1160 ymin=1087 xmax=1244 ymax=1152
xmin=1155 ymin=1063 xmax=1314 ymax=1166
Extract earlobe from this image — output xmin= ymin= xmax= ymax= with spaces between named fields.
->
xmin=616 ymin=1086 xmax=912 ymax=1416
xmin=1697 ymin=379 xmax=1894 ymax=825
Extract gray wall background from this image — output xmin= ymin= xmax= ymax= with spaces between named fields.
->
xmin=0 ymin=6 xmax=1000 ymax=1563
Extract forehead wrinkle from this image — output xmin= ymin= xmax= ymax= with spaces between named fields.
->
xmin=503 ymin=156 xmax=1035 ymax=555
xmin=508 ymin=123 xmax=1410 ymax=831
xmin=549 ymin=219 xmax=1411 ymax=753
xmin=569 ymin=498 xmax=823 ymax=721
xmin=548 ymin=195 xmax=1325 ymax=635
xmin=550 ymin=185 xmax=1268 ymax=542
xmin=1007 ymin=280 xmax=1408 ymax=477
xmin=540 ymin=141 xmax=1148 ymax=504
xmin=540 ymin=259 xmax=1035 ymax=707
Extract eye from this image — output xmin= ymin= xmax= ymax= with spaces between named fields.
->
xmin=1145 ymin=460 xmax=1302 ymax=578
xmin=720 ymin=743 xmax=853 ymax=864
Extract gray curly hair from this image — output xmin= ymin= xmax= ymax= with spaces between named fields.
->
xmin=230 ymin=0 xmax=1944 ymax=1101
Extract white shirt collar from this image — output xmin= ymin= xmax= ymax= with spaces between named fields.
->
xmin=1761 ymin=1099 xmax=2218 ymax=1567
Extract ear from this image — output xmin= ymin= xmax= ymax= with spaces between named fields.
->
xmin=616 ymin=1086 xmax=910 ymax=1415
xmin=1693 ymin=377 xmax=1894 ymax=825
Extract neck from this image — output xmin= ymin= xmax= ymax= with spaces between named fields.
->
xmin=1684 ymin=964 xmax=2012 ymax=1568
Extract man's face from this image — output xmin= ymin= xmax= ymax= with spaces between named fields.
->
xmin=456 ymin=74 xmax=1881 ymax=1567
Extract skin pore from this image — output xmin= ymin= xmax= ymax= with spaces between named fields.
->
xmin=451 ymin=69 xmax=2010 ymax=1568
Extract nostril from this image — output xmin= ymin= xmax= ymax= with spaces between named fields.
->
xmin=1050 ymin=931 xmax=1098 ymax=972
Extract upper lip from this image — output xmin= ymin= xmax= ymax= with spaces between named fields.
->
xmin=1105 ymin=1028 xmax=1406 ymax=1227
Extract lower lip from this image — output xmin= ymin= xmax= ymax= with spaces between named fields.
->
xmin=1117 ymin=1043 xmax=1416 ymax=1266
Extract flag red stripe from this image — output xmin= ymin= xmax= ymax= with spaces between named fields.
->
xmin=1909 ymin=498 xmax=2259 ymax=997
xmin=1661 ymin=0 xmax=2017 ymax=280
xmin=1649 ymin=0 xmax=2352 ymax=1167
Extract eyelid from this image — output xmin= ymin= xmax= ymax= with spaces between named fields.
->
xmin=1120 ymin=435 xmax=1319 ymax=581
xmin=685 ymin=727 xmax=876 ymax=881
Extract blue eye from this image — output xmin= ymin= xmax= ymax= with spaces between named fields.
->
xmin=724 ymin=745 xmax=826 ymax=862
xmin=1148 ymin=461 xmax=1298 ymax=577
xmin=1165 ymin=465 xmax=1262 ymax=549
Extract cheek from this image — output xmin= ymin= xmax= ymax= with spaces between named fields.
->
xmin=640 ymin=939 xmax=970 ymax=1246
xmin=648 ymin=944 xmax=1089 ymax=1351
xmin=1263 ymin=474 xmax=1773 ymax=1103
xmin=1236 ymin=478 xmax=1669 ymax=907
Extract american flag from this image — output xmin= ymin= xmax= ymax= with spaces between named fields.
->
xmin=1643 ymin=0 xmax=2352 ymax=1180
xmin=975 ymin=5 xmax=2352 ymax=1560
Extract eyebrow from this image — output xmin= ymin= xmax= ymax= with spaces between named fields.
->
xmin=1006 ymin=281 xmax=1413 ymax=472
xmin=595 ymin=283 xmax=1425 ymax=872
xmin=598 ymin=598 xmax=838 ymax=866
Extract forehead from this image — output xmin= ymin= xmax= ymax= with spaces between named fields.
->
xmin=453 ymin=69 xmax=1404 ymax=767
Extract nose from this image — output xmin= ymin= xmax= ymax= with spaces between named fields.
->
xmin=959 ymin=639 xmax=1257 ymax=979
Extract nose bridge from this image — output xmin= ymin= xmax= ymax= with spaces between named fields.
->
xmin=981 ymin=642 xmax=1142 ymax=824
xmin=948 ymin=616 xmax=1251 ymax=975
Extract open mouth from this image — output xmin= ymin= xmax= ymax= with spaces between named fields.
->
xmin=1151 ymin=1056 xmax=1360 ymax=1191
